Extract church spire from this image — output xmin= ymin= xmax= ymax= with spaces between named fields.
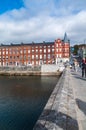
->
xmin=64 ymin=32 xmax=69 ymax=43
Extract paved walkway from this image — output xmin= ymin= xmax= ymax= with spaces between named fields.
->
xmin=34 ymin=67 xmax=86 ymax=130
xmin=70 ymin=68 xmax=86 ymax=130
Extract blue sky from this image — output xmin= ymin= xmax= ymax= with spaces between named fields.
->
xmin=0 ymin=0 xmax=23 ymax=14
xmin=0 ymin=0 xmax=86 ymax=45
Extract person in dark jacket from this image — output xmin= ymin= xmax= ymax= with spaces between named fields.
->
xmin=81 ymin=60 xmax=86 ymax=78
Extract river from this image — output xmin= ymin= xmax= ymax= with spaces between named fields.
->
xmin=0 ymin=75 xmax=59 ymax=130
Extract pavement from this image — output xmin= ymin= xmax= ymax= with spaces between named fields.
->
xmin=33 ymin=67 xmax=86 ymax=130
xmin=69 ymin=67 xmax=86 ymax=130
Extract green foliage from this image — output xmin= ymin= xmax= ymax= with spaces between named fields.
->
xmin=73 ymin=45 xmax=79 ymax=55
xmin=71 ymin=44 xmax=85 ymax=55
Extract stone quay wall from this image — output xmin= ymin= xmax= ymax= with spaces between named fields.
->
xmin=41 ymin=64 xmax=65 ymax=72
xmin=33 ymin=68 xmax=78 ymax=130
xmin=0 ymin=64 xmax=64 ymax=76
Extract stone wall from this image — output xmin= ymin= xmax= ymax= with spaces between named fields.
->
xmin=33 ymin=68 xmax=78 ymax=130
xmin=0 ymin=64 xmax=64 ymax=75
xmin=41 ymin=64 xmax=65 ymax=72
xmin=0 ymin=66 xmax=41 ymax=72
xmin=41 ymin=65 xmax=59 ymax=72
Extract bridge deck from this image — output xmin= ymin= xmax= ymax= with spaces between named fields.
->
xmin=33 ymin=68 xmax=86 ymax=130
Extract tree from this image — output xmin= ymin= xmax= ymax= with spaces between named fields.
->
xmin=73 ymin=45 xmax=79 ymax=55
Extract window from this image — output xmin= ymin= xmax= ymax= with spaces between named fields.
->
xmin=9 ymin=49 xmax=12 ymax=54
xmin=56 ymin=44 xmax=58 ymax=47
xmin=10 ymin=56 xmax=12 ymax=59
xmin=28 ymin=50 xmax=30 ymax=53
xmin=44 ymin=49 xmax=46 ymax=53
xmin=52 ymin=45 xmax=54 ymax=48
xmin=32 ymin=49 xmax=34 ymax=52
xmin=36 ymin=55 xmax=38 ymax=59
xmin=60 ymin=49 xmax=62 ymax=52
xmin=52 ymin=49 xmax=54 ymax=52
xmin=6 ymin=56 xmax=8 ymax=59
xmin=48 ymin=54 xmax=50 ymax=59
xmin=24 ymin=55 xmax=26 ymax=60
xmin=9 ymin=62 xmax=12 ymax=65
xmin=44 ymin=46 xmax=46 ymax=48
xmin=40 ymin=49 xmax=42 ymax=52
xmin=40 ymin=46 xmax=42 ymax=48
xmin=3 ymin=51 xmax=5 ymax=54
xmin=36 ymin=46 xmax=38 ymax=48
xmin=40 ymin=55 xmax=42 ymax=59
xmin=6 ymin=62 xmax=8 ymax=66
xmin=36 ymin=55 xmax=38 ymax=58
xmin=36 ymin=61 xmax=38 ymax=64
xmin=44 ymin=61 xmax=46 ymax=63
xmin=48 ymin=49 xmax=50 ymax=52
xmin=28 ymin=56 xmax=31 ymax=59
xmin=56 ymin=49 xmax=58 ymax=52
xmin=44 ymin=54 xmax=46 ymax=59
xmin=32 ymin=55 xmax=34 ymax=59
xmin=6 ymin=51 xmax=8 ymax=54
xmin=24 ymin=50 xmax=26 ymax=54
xmin=14 ymin=50 xmax=17 ymax=54
xmin=32 ymin=61 xmax=34 ymax=65
xmin=6 ymin=48 xmax=8 ymax=51
xmin=59 ymin=54 xmax=62 ymax=57
xmin=13 ymin=50 xmax=15 ymax=54
xmin=32 ymin=46 xmax=34 ymax=49
xmin=13 ymin=56 xmax=15 ymax=59
xmin=36 ymin=49 xmax=38 ymax=52
xmin=20 ymin=50 xmax=23 ymax=54
xmin=56 ymin=54 xmax=58 ymax=57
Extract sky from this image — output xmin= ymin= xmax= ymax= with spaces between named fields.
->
xmin=0 ymin=0 xmax=86 ymax=45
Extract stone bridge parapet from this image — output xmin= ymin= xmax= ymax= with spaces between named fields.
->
xmin=33 ymin=68 xmax=78 ymax=130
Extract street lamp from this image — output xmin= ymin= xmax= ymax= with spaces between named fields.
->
xmin=84 ymin=39 xmax=86 ymax=63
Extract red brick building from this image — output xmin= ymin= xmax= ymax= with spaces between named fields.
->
xmin=0 ymin=33 xmax=70 ymax=66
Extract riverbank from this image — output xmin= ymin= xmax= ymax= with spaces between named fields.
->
xmin=0 ymin=64 xmax=64 ymax=76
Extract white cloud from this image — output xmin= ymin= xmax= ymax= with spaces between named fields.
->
xmin=0 ymin=0 xmax=86 ymax=45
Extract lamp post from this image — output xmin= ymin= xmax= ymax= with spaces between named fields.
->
xmin=1 ymin=45 xmax=3 ymax=66
xmin=84 ymin=39 xmax=86 ymax=63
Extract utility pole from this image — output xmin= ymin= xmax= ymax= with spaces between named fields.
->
xmin=0 ymin=44 xmax=3 ymax=66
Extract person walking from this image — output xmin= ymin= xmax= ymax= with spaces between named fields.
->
xmin=74 ymin=60 xmax=79 ymax=72
xmin=81 ymin=60 xmax=86 ymax=78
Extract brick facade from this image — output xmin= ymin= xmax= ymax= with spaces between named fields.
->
xmin=0 ymin=35 xmax=70 ymax=66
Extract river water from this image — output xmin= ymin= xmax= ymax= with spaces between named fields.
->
xmin=0 ymin=76 xmax=59 ymax=130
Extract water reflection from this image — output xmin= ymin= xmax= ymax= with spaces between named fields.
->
xmin=0 ymin=76 xmax=59 ymax=130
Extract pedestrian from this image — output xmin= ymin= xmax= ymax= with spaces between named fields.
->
xmin=73 ymin=62 xmax=75 ymax=70
xmin=81 ymin=60 xmax=86 ymax=78
xmin=75 ymin=60 xmax=79 ymax=72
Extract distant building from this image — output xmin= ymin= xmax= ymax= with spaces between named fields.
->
xmin=0 ymin=33 xmax=70 ymax=66
xmin=78 ymin=45 xmax=86 ymax=63
xmin=78 ymin=47 xmax=83 ymax=59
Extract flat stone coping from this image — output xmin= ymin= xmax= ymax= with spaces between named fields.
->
xmin=33 ymin=68 xmax=79 ymax=130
